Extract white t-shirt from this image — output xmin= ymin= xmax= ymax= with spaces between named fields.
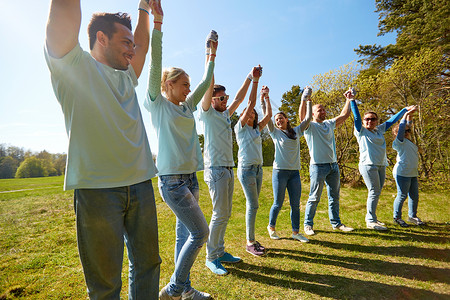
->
xmin=45 ymin=44 xmax=157 ymax=190
xmin=304 ymin=119 xmax=337 ymax=164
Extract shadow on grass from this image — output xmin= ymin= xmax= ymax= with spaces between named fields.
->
xmin=226 ymin=261 xmax=448 ymax=299
xmin=267 ymin=248 xmax=450 ymax=284
xmin=308 ymin=237 xmax=450 ymax=262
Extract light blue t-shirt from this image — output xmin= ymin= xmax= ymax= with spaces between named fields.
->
xmin=269 ymin=125 xmax=303 ymax=170
xmin=235 ymin=121 xmax=263 ymax=167
xmin=354 ymin=123 xmax=388 ymax=166
xmin=144 ymin=29 xmax=214 ymax=176
xmin=199 ymin=108 xmax=234 ymax=167
xmin=304 ymin=119 xmax=337 ymax=164
xmin=44 ymin=44 xmax=157 ymax=190
xmin=393 ymin=138 xmax=419 ymax=177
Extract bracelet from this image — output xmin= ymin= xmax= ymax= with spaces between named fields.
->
xmin=210 ymin=54 xmax=216 ymax=57
xmin=154 ymin=21 xmax=162 ymax=24
xmin=138 ymin=8 xmax=149 ymax=15
xmin=253 ymin=80 xmax=259 ymax=83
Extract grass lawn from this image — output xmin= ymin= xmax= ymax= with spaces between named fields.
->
xmin=1 ymin=170 xmax=449 ymax=299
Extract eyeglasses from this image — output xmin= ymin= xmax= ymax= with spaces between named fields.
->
xmin=364 ymin=117 xmax=378 ymax=121
xmin=213 ymin=95 xmax=229 ymax=102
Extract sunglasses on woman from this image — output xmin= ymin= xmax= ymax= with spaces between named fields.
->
xmin=364 ymin=117 xmax=378 ymax=121
xmin=212 ymin=95 xmax=229 ymax=102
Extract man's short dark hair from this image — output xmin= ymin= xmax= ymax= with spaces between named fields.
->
xmin=212 ymin=84 xmax=226 ymax=97
xmin=88 ymin=12 xmax=132 ymax=50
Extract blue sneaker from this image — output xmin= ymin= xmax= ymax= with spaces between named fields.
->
xmin=218 ymin=252 xmax=241 ymax=263
xmin=205 ymin=258 xmax=228 ymax=275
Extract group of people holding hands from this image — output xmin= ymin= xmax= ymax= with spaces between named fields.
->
xmin=45 ymin=0 xmax=424 ymax=299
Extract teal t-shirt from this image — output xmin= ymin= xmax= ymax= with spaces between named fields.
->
xmin=393 ymin=137 xmax=419 ymax=177
xmin=269 ymin=125 xmax=303 ymax=170
xmin=304 ymin=119 xmax=337 ymax=164
xmin=354 ymin=123 xmax=388 ymax=166
xmin=144 ymin=29 xmax=214 ymax=175
xmin=44 ymin=44 xmax=157 ymax=190
xmin=199 ymin=108 xmax=234 ymax=167
xmin=235 ymin=121 xmax=263 ymax=167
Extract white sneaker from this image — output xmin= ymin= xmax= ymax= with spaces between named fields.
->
xmin=267 ymin=225 xmax=280 ymax=240
xmin=334 ymin=224 xmax=354 ymax=232
xmin=182 ymin=288 xmax=211 ymax=300
xmin=304 ymin=225 xmax=315 ymax=236
xmin=408 ymin=217 xmax=425 ymax=225
xmin=376 ymin=220 xmax=386 ymax=226
xmin=367 ymin=222 xmax=388 ymax=231
xmin=292 ymin=233 xmax=309 ymax=242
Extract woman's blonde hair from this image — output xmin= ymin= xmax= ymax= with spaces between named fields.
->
xmin=161 ymin=67 xmax=189 ymax=94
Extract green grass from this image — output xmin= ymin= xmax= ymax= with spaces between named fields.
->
xmin=1 ymin=171 xmax=449 ymax=299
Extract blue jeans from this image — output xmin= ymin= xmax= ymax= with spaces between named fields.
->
xmin=74 ymin=180 xmax=161 ymax=300
xmin=359 ymin=164 xmax=386 ymax=223
xmin=393 ymin=175 xmax=419 ymax=219
xmin=158 ymin=173 xmax=209 ymax=297
xmin=204 ymin=167 xmax=234 ymax=261
xmin=304 ymin=163 xmax=341 ymax=228
xmin=237 ymin=165 xmax=263 ymax=242
xmin=269 ymin=169 xmax=301 ymax=232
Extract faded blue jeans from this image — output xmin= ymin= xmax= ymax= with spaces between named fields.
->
xmin=269 ymin=169 xmax=301 ymax=232
xmin=237 ymin=164 xmax=263 ymax=242
xmin=204 ymin=166 xmax=234 ymax=261
xmin=158 ymin=173 xmax=209 ymax=297
xmin=359 ymin=164 xmax=386 ymax=223
xmin=304 ymin=163 xmax=342 ymax=228
xmin=74 ymin=179 xmax=161 ymax=300
xmin=393 ymin=175 xmax=419 ymax=219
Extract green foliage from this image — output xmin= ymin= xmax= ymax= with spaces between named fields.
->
xmin=15 ymin=157 xmax=47 ymax=178
xmin=0 ymin=156 xmax=19 ymax=179
xmin=356 ymin=0 xmax=450 ymax=69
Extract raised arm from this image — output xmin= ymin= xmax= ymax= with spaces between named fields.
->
xmin=384 ymin=105 xmax=415 ymax=130
xmin=299 ymin=100 xmax=312 ymax=132
xmin=258 ymin=86 xmax=273 ymax=131
xmin=186 ymin=40 xmax=216 ymax=107
xmin=299 ymin=86 xmax=311 ymax=121
xmin=201 ymin=30 xmax=218 ymax=111
xmin=261 ymin=86 xmax=275 ymax=132
xmin=45 ymin=0 xmax=81 ymax=58
xmin=131 ymin=1 xmax=151 ymax=78
xmin=335 ymin=89 xmax=353 ymax=128
xmin=347 ymin=91 xmax=362 ymax=132
xmin=396 ymin=105 xmax=417 ymax=141
xmin=147 ymin=0 xmax=164 ymax=101
xmin=239 ymin=66 xmax=261 ymax=126
xmin=228 ymin=70 xmax=254 ymax=115
xmin=299 ymin=86 xmax=312 ymax=131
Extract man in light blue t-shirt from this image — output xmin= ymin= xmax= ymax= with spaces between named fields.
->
xmin=300 ymin=90 xmax=355 ymax=236
xmin=45 ymin=1 xmax=160 ymax=298
xmin=200 ymin=67 xmax=260 ymax=275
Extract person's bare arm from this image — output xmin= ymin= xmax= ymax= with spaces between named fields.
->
xmin=334 ymin=96 xmax=352 ymax=128
xmin=131 ymin=2 xmax=151 ymax=78
xmin=228 ymin=71 xmax=253 ymax=115
xmin=46 ymin=0 xmax=81 ymax=58
xmin=239 ymin=66 xmax=261 ymax=126
xmin=258 ymin=94 xmax=273 ymax=131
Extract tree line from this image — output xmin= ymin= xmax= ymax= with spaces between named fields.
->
xmin=0 ymin=144 xmax=66 ymax=179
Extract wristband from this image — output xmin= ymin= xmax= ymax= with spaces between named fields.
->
xmin=247 ymin=74 xmax=253 ymax=81
xmin=154 ymin=21 xmax=162 ymax=24
xmin=210 ymin=54 xmax=216 ymax=57
xmin=138 ymin=8 xmax=149 ymax=14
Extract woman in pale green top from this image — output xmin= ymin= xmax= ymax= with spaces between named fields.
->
xmin=143 ymin=2 xmax=216 ymax=299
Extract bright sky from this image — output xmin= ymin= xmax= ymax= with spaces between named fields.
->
xmin=0 ymin=0 xmax=395 ymax=155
